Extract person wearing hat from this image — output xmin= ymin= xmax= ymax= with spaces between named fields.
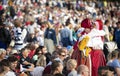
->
xmin=88 ymin=19 xmax=106 ymax=76
xmin=71 ymin=18 xmax=106 ymax=76
xmin=71 ymin=18 xmax=93 ymax=75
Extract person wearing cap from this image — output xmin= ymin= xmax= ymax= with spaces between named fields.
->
xmin=71 ymin=18 xmax=92 ymax=72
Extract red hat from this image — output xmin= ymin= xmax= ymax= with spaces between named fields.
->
xmin=95 ymin=20 xmax=103 ymax=30
xmin=81 ymin=18 xmax=92 ymax=29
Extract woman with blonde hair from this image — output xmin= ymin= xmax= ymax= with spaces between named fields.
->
xmin=66 ymin=59 xmax=77 ymax=76
xmin=0 ymin=49 xmax=6 ymax=61
xmin=31 ymin=55 xmax=46 ymax=76
xmin=36 ymin=55 xmax=46 ymax=67
xmin=44 ymin=21 xmax=57 ymax=54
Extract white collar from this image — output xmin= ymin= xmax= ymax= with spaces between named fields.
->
xmin=65 ymin=26 xmax=69 ymax=29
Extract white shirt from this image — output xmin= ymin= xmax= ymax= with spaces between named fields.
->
xmin=78 ymin=28 xmax=105 ymax=50
xmin=77 ymin=74 xmax=81 ymax=76
xmin=27 ymin=23 xmax=37 ymax=34
xmin=103 ymin=25 xmax=110 ymax=42
xmin=87 ymin=28 xmax=105 ymax=49
xmin=31 ymin=66 xmax=44 ymax=76
xmin=36 ymin=30 xmax=44 ymax=46
xmin=5 ymin=71 xmax=16 ymax=76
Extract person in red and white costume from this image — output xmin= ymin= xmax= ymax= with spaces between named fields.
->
xmin=72 ymin=18 xmax=93 ymax=76
xmin=88 ymin=19 xmax=106 ymax=76
xmin=71 ymin=18 xmax=106 ymax=76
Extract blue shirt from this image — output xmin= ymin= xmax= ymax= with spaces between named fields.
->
xmin=44 ymin=28 xmax=57 ymax=45
xmin=111 ymin=59 xmax=120 ymax=68
xmin=115 ymin=29 xmax=120 ymax=49
xmin=60 ymin=27 xmax=73 ymax=47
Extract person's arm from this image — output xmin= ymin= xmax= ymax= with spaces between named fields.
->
xmin=103 ymin=26 xmax=110 ymax=41
xmin=22 ymin=60 xmax=34 ymax=71
xmin=25 ymin=63 xmax=34 ymax=72
xmin=52 ymin=29 xmax=57 ymax=45
xmin=23 ymin=61 xmax=32 ymax=65
xmin=22 ymin=28 xmax=27 ymax=40
xmin=88 ymin=29 xmax=105 ymax=37
xmin=112 ymin=59 xmax=120 ymax=75
xmin=115 ymin=67 xmax=120 ymax=76
xmin=44 ymin=28 xmax=48 ymax=38
xmin=69 ymin=30 xmax=73 ymax=45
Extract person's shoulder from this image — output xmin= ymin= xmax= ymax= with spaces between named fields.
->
xmin=68 ymin=70 xmax=77 ymax=76
xmin=112 ymin=59 xmax=119 ymax=62
xmin=45 ymin=52 xmax=51 ymax=55
xmin=111 ymin=59 xmax=120 ymax=68
xmin=71 ymin=70 xmax=77 ymax=73
xmin=103 ymin=25 xmax=107 ymax=28
xmin=107 ymin=60 xmax=113 ymax=66
xmin=35 ymin=66 xmax=44 ymax=70
xmin=111 ymin=59 xmax=119 ymax=65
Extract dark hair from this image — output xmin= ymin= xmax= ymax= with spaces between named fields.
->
xmin=118 ymin=50 xmax=120 ymax=58
xmin=0 ymin=8 xmax=5 ymax=16
xmin=57 ymin=48 xmax=66 ymax=55
xmin=0 ymin=59 xmax=10 ymax=73
xmin=0 ymin=63 xmax=4 ymax=74
xmin=54 ymin=73 xmax=65 ymax=76
xmin=98 ymin=66 xmax=109 ymax=76
xmin=14 ymin=19 xmax=21 ymax=27
xmin=7 ymin=55 xmax=18 ymax=63
xmin=104 ymin=20 xmax=110 ymax=25
xmin=39 ymin=46 xmax=45 ymax=50
xmin=29 ymin=43 xmax=36 ymax=50
xmin=43 ymin=74 xmax=53 ymax=76
xmin=98 ymin=66 xmax=115 ymax=76
xmin=21 ymin=44 xmax=31 ymax=53
xmin=51 ymin=60 xmax=61 ymax=72
xmin=116 ymin=21 xmax=120 ymax=25
xmin=111 ymin=50 xmax=119 ymax=58
xmin=34 ymin=46 xmax=45 ymax=55
xmin=65 ymin=18 xmax=71 ymax=26
xmin=0 ymin=17 xmax=4 ymax=26
xmin=35 ymin=46 xmax=41 ymax=55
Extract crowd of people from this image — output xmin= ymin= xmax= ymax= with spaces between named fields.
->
xmin=0 ymin=0 xmax=120 ymax=76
